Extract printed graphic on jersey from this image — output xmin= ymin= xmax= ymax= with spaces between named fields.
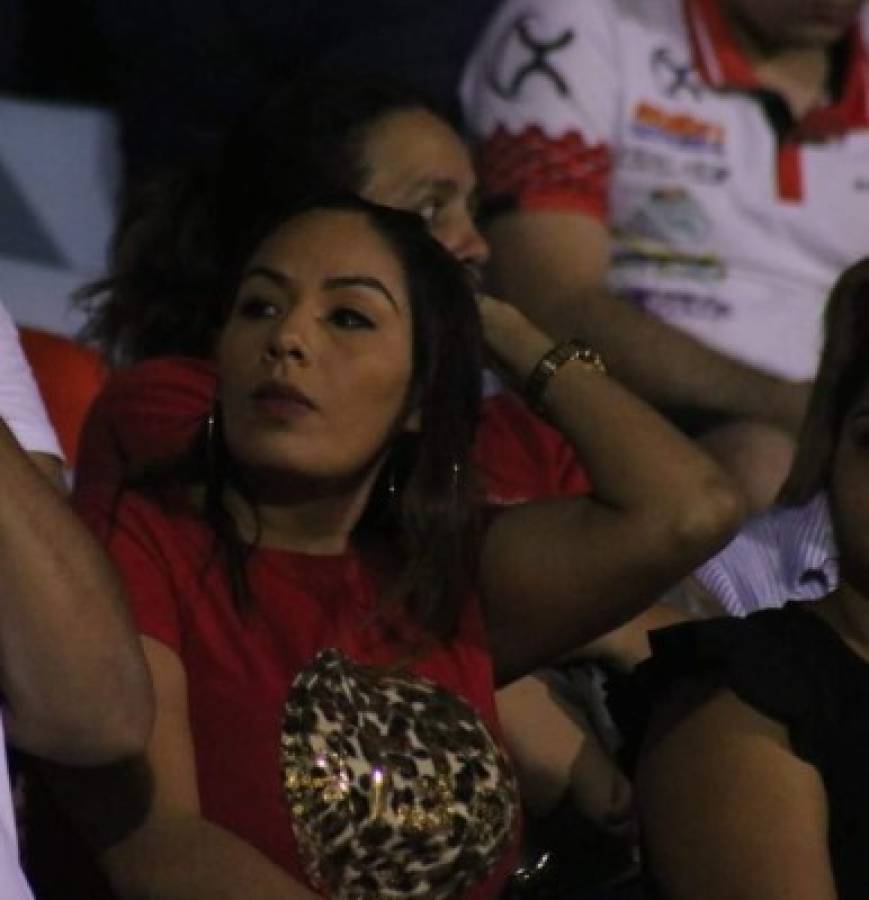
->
xmin=485 ymin=12 xmax=575 ymax=101
xmin=617 ymin=146 xmax=730 ymax=185
xmin=621 ymin=187 xmax=713 ymax=248
xmin=612 ymin=245 xmax=726 ymax=282
xmin=622 ymin=286 xmax=731 ymax=321
xmin=632 ymin=102 xmax=726 ymax=154
xmin=651 ymin=47 xmax=705 ymax=100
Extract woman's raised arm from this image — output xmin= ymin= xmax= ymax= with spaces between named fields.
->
xmin=475 ymin=296 xmax=745 ymax=683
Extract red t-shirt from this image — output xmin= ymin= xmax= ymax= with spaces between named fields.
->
xmin=74 ymin=356 xmax=589 ymax=502
xmin=76 ymin=487 xmax=519 ymax=897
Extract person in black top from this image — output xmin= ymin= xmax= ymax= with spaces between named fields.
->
xmin=619 ymin=256 xmax=869 ymax=900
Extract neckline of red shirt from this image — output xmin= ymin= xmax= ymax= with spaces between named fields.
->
xmin=683 ymin=0 xmax=869 ymax=134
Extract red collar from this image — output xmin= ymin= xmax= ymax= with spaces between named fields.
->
xmin=684 ymin=0 xmax=869 ymax=132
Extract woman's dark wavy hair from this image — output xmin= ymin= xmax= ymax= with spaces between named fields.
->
xmin=779 ymin=258 xmax=869 ymax=505
xmin=77 ymin=71 xmax=448 ymax=364
xmin=152 ymin=193 xmax=484 ymax=641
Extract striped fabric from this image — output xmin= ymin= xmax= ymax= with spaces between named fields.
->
xmin=694 ymin=493 xmax=837 ymax=617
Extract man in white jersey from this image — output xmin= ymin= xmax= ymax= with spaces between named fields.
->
xmin=463 ymin=0 xmax=869 ymax=510
xmin=0 ymin=301 xmax=151 ymax=897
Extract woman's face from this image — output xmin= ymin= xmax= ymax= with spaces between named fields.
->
xmin=359 ymin=108 xmax=489 ymax=277
xmin=217 ymin=209 xmax=414 ymax=484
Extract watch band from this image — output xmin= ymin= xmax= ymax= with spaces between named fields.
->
xmin=524 ymin=339 xmax=606 ymax=413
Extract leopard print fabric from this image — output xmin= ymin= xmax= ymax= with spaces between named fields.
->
xmin=281 ymin=648 xmax=518 ymax=899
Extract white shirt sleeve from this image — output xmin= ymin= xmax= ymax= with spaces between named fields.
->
xmin=462 ymin=0 xmax=619 ymax=144
xmin=461 ymin=0 xmax=619 ymax=216
xmin=0 ymin=302 xmax=62 ymax=458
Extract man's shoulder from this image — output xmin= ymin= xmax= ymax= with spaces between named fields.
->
xmin=463 ymin=0 xmax=692 ymax=129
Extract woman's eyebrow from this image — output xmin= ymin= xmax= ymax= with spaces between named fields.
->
xmin=323 ymin=275 xmax=398 ymax=310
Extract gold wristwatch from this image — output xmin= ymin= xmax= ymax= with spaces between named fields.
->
xmin=525 ymin=339 xmax=606 ymax=412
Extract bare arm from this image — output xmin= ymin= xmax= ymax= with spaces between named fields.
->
xmin=636 ymin=686 xmax=837 ymax=900
xmin=496 ymin=675 xmax=632 ymax=828
xmin=476 ymin=298 xmax=745 ymax=683
xmin=102 ymin=638 xmax=318 ymax=900
xmin=0 ymin=419 xmax=151 ymax=762
xmin=26 ymin=450 xmax=64 ymax=489
xmin=486 ymin=211 xmax=809 ymax=433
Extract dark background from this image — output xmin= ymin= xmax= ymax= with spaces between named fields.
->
xmin=3 ymin=0 xmax=501 ymax=180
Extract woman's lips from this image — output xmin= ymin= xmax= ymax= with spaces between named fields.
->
xmin=251 ymin=382 xmax=316 ymax=420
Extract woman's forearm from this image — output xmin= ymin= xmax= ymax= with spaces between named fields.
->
xmin=104 ymin=815 xmax=320 ymax=900
xmin=480 ymin=296 xmax=745 ymax=551
xmin=477 ymin=298 xmax=745 ymax=681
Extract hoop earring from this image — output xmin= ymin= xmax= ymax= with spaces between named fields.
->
xmin=451 ymin=461 xmax=461 ymax=490
xmin=387 ymin=464 xmax=398 ymax=502
xmin=206 ymin=406 xmax=219 ymax=482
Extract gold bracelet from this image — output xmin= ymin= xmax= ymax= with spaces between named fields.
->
xmin=525 ymin=339 xmax=606 ymax=412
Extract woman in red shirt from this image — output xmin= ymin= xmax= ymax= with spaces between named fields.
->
xmin=75 ymin=74 xmax=687 ymax=846
xmin=76 ymin=193 xmax=741 ymax=899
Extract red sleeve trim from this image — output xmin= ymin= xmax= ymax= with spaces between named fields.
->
xmin=478 ymin=125 xmax=611 ymax=219
xmin=519 ymin=188 xmax=608 ymax=220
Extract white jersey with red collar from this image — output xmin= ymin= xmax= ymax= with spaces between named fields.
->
xmin=462 ymin=0 xmax=869 ymax=381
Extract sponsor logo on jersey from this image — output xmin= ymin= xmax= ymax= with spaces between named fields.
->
xmin=622 ymin=187 xmax=713 ymax=247
xmin=623 ymin=286 xmax=731 ymax=320
xmin=618 ymin=146 xmax=730 ymax=185
xmin=631 ymin=102 xmax=726 ymax=155
xmin=612 ymin=246 xmax=726 ymax=282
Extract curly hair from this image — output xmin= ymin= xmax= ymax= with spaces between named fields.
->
xmin=78 ymin=72 xmax=447 ymax=365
